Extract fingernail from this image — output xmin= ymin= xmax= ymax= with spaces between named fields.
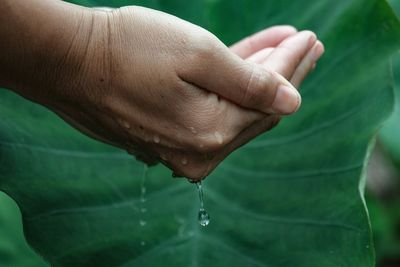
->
xmin=312 ymin=41 xmax=325 ymax=61
xmin=271 ymin=85 xmax=301 ymax=114
xmin=308 ymin=33 xmax=317 ymax=47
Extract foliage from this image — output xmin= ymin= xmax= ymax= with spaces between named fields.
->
xmin=0 ymin=193 xmax=47 ymax=267
xmin=1 ymin=0 xmax=400 ymax=266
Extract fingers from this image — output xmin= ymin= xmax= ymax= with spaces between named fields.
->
xmin=290 ymin=40 xmax=324 ymax=88
xmin=230 ymin=25 xmax=297 ymax=59
xmin=179 ymin=42 xmax=301 ymax=115
xmin=261 ymin=31 xmax=317 ymax=80
xmin=246 ymin=47 xmax=274 ymax=63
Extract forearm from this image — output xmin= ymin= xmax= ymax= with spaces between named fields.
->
xmin=0 ymin=0 xmax=93 ymax=103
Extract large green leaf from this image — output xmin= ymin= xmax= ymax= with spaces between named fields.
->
xmin=1 ymin=0 xmax=400 ymax=266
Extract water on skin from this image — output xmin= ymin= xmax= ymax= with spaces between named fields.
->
xmin=117 ymin=118 xmax=131 ymax=129
xmin=181 ymin=157 xmax=188 ymax=165
xmin=196 ymin=181 xmax=210 ymax=227
xmin=188 ymin=127 xmax=197 ymax=134
xmin=214 ymin=131 xmax=223 ymax=144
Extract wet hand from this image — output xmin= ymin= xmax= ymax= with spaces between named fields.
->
xmin=36 ymin=7 xmax=323 ymax=180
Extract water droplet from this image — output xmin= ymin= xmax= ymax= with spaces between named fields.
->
xmin=181 ymin=157 xmax=188 ymax=165
xmin=153 ymin=135 xmax=160 ymax=143
xmin=189 ymin=127 xmax=197 ymax=134
xmin=117 ymin=118 xmax=131 ymax=129
xmin=139 ymin=220 xmax=147 ymax=226
xmin=141 ymin=187 xmax=146 ymax=194
xmin=141 ymin=208 xmax=147 ymax=213
xmin=141 ymin=241 xmax=146 ymax=246
xmin=198 ymin=208 xmax=210 ymax=227
xmin=140 ymin=197 xmax=146 ymax=203
xmin=214 ymin=132 xmax=223 ymax=144
xmin=160 ymin=154 xmax=168 ymax=161
xmin=195 ymin=181 xmax=210 ymax=227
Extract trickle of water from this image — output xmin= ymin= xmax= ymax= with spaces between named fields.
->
xmin=141 ymin=241 xmax=146 ymax=246
xmin=153 ymin=135 xmax=160 ymax=143
xmin=196 ymin=181 xmax=210 ymax=227
xmin=139 ymin=165 xmax=148 ymax=228
xmin=214 ymin=132 xmax=223 ymax=144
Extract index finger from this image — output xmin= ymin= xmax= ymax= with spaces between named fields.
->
xmin=230 ymin=25 xmax=297 ymax=59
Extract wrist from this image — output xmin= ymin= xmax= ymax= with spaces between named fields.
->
xmin=0 ymin=0 xmax=104 ymax=107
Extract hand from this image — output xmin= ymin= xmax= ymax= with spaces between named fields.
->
xmin=1 ymin=2 xmax=323 ymax=181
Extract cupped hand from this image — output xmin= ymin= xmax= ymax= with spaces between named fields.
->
xmin=41 ymin=6 xmax=323 ymax=181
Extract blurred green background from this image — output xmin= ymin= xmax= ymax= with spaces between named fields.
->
xmin=1 ymin=0 xmax=400 ymax=266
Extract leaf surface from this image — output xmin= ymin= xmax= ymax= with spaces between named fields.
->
xmin=1 ymin=0 xmax=400 ymax=266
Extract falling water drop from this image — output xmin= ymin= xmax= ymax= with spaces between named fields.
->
xmin=196 ymin=181 xmax=210 ymax=227
xmin=198 ymin=209 xmax=210 ymax=227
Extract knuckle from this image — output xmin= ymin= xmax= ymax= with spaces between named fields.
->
xmin=190 ymin=32 xmax=221 ymax=61
xmin=240 ymin=65 xmax=278 ymax=108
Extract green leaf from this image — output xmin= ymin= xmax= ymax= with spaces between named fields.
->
xmin=380 ymin=52 xmax=400 ymax=169
xmin=0 ymin=193 xmax=48 ymax=267
xmin=1 ymin=0 xmax=400 ymax=266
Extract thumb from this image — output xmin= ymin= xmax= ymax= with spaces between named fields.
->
xmin=179 ymin=43 xmax=301 ymax=115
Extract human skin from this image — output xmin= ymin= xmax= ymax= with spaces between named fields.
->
xmin=0 ymin=0 xmax=324 ymax=180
